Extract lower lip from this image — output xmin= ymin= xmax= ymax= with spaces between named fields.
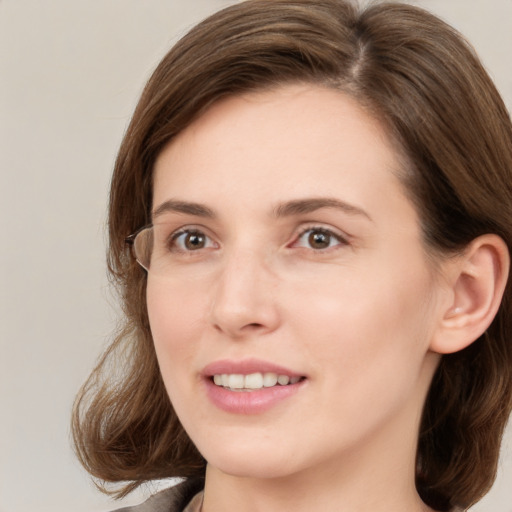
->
xmin=204 ymin=378 xmax=305 ymax=414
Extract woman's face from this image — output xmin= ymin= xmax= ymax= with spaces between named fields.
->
xmin=148 ymin=85 xmax=447 ymax=481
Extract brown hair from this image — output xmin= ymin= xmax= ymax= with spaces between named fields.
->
xmin=72 ymin=1 xmax=512 ymax=509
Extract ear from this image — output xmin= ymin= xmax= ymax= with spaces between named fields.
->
xmin=430 ymin=234 xmax=510 ymax=354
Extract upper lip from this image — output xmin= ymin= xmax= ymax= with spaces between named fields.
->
xmin=202 ymin=358 xmax=304 ymax=378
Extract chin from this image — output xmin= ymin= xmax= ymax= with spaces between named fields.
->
xmin=200 ymin=439 xmax=300 ymax=480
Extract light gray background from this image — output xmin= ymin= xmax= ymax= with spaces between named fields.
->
xmin=1 ymin=1 xmax=511 ymax=511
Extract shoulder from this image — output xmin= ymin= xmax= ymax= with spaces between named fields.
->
xmin=110 ymin=479 xmax=204 ymax=512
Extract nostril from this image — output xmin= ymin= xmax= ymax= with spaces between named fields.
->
xmin=212 ymin=321 xmax=266 ymax=337
xmin=245 ymin=322 xmax=264 ymax=329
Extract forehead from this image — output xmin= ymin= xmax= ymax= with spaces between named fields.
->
xmin=151 ymin=84 xmax=415 ymax=228
xmin=161 ymin=85 xmax=390 ymax=152
xmin=155 ymin=85 xmax=398 ymax=178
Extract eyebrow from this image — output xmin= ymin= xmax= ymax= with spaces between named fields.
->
xmin=152 ymin=197 xmax=372 ymax=222
xmin=273 ymin=197 xmax=372 ymax=221
xmin=152 ymin=199 xmax=216 ymax=220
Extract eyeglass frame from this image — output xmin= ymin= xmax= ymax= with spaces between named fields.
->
xmin=125 ymin=225 xmax=153 ymax=272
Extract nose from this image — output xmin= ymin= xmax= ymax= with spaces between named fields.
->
xmin=209 ymin=248 xmax=280 ymax=339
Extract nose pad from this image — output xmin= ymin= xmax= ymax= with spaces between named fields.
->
xmin=209 ymin=255 xmax=280 ymax=339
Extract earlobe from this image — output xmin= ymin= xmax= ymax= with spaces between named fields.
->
xmin=430 ymin=234 xmax=510 ymax=355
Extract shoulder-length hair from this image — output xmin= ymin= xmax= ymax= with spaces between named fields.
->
xmin=72 ymin=1 xmax=512 ymax=510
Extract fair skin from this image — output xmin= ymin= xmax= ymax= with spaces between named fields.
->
xmin=146 ymin=84 xmax=461 ymax=512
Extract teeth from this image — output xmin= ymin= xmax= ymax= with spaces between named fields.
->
xmin=245 ymin=372 xmax=264 ymax=388
xmin=212 ymin=372 xmax=302 ymax=390
xmin=228 ymin=374 xmax=244 ymax=389
xmin=277 ymin=375 xmax=290 ymax=385
xmin=263 ymin=372 xmax=278 ymax=387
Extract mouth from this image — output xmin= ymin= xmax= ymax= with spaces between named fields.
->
xmin=211 ymin=372 xmax=305 ymax=392
xmin=202 ymin=359 xmax=307 ymax=412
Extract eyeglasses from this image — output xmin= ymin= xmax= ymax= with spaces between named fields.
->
xmin=126 ymin=223 xmax=212 ymax=275
xmin=125 ymin=225 xmax=154 ymax=272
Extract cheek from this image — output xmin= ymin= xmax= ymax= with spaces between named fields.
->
xmin=146 ymin=277 xmax=209 ymax=382
xmin=286 ymin=256 xmax=437 ymax=387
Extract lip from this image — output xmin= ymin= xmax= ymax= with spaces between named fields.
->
xmin=201 ymin=358 xmax=307 ymax=414
xmin=202 ymin=358 xmax=304 ymax=378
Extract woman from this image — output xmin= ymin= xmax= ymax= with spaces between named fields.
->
xmin=72 ymin=1 xmax=512 ymax=511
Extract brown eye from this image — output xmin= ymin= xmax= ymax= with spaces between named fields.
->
xmin=294 ymin=227 xmax=346 ymax=250
xmin=172 ymin=229 xmax=215 ymax=251
xmin=184 ymin=232 xmax=206 ymax=250
xmin=308 ymin=230 xmax=331 ymax=249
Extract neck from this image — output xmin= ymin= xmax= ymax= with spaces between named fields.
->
xmin=202 ymin=460 xmax=433 ymax=512
xmin=201 ymin=420 xmax=435 ymax=512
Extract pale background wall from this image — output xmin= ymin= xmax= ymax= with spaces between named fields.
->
xmin=0 ymin=1 xmax=510 ymax=511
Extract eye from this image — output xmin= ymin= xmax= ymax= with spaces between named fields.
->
xmin=170 ymin=229 xmax=216 ymax=252
xmin=293 ymin=227 xmax=347 ymax=250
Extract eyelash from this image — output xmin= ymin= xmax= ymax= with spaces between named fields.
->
xmin=169 ymin=228 xmax=217 ymax=252
xmin=292 ymin=226 xmax=348 ymax=251
xmin=166 ymin=225 xmax=348 ymax=253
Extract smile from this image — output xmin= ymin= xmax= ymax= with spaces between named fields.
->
xmin=202 ymin=359 xmax=307 ymax=413
xmin=213 ymin=372 xmax=303 ymax=391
